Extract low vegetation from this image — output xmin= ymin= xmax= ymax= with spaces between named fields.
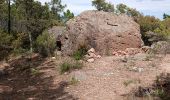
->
xmin=69 ymin=77 xmax=79 ymax=85
xmin=36 ymin=30 xmax=56 ymax=57
xmin=60 ymin=60 xmax=83 ymax=74
xmin=73 ymin=46 xmax=87 ymax=60
xmin=123 ymin=80 xmax=134 ymax=87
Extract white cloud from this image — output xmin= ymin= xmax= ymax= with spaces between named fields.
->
xmin=37 ymin=0 xmax=170 ymax=19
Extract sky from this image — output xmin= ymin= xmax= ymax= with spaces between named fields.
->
xmin=37 ymin=0 xmax=170 ymax=19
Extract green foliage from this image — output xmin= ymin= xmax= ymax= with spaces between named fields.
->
xmin=137 ymin=16 xmax=160 ymax=33
xmin=155 ymin=18 xmax=170 ymax=37
xmin=163 ymin=13 xmax=170 ymax=19
xmin=69 ymin=77 xmax=79 ymax=85
xmin=0 ymin=0 xmax=66 ymax=53
xmin=63 ymin=9 xmax=74 ymax=23
xmin=0 ymin=29 xmax=13 ymax=60
xmin=136 ymin=16 xmax=162 ymax=45
xmin=153 ymin=74 xmax=170 ymax=99
xmin=30 ymin=68 xmax=40 ymax=75
xmin=116 ymin=3 xmax=141 ymax=18
xmin=36 ymin=30 xmax=56 ymax=57
xmin=49 ymin=0 xmax=66 ymax=20
xmin=12 ymin=32 xmax=29 ymax=49
xmin=92 ymin=0 xmax=114 ymax=12
xmin=0 ymin=29 xmax=12 ymax=46
xmin=60 ymin=61 xmax=83 ymax=74
xmin=73 ymin=47 xmax=87 ymax=60
xmin=123 ymin=80 xmax=134 ymax=87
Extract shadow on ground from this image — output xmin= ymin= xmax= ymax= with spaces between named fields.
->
xmin=131 ymin=73 xmax=170 ymax=100
xmin=0 ymin=54 xmax=77 ymax=100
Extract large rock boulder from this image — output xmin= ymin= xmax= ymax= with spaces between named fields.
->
xmin=62 ymin=10 xmax=143 ymax=55
xmin=48 ymin=26 xmax=65 ymax=41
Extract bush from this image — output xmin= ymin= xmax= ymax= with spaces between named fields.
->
xmin=0 ymin=29 xmax=13 ymax=60
xmin=10 ymin=32 xmax=32 ymax=57
xmin=151 ymin=41 xmax=169 ymax=54
xmin=69 ymin=77 xmax=79 ymax=85
xmin=36 ymin=30 xmax=56 ymax=57
xmin=73 ymin=46 xmax=87 ymax=60
xmin=60 ymin=61 xmax=83 ymax=74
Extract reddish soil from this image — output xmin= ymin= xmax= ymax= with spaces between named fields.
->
xmin=0 ymin=54 xmax=170 ymax=100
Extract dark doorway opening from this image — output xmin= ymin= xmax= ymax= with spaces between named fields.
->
xmin=56 ymin=41 xmax=62 ymax=51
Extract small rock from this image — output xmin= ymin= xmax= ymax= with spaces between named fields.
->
xmin=141 ymin=46 xmax=151 ymax=53
xmin=79 ymin=60 xmax=84 ymax=63
xmin=132 ymin=67 xmax=138 ymax=72
xmin=88 ymin=48 xmax=95 ymax=53
xmin=27 ymin=98 xmax=36 ymax=100
xmin=112 ymin=51 xmax=118 ymax=55
xmin=138 ymin=68 xmax=144 ymax=73
xmin=0 ymin=62 xmax=9 ymax=77
xmin=89 ymin=52 xmax=97 ymax=58
xmin=85 ymin=54 xmax=91 ymax=58
xmin=56 ymin=51 xmax=62 ymax=56
xmin=87 ymin=58 xmax=95 ymax=63
xmin=96 ymin=55 xmax=101 ymax=58
xmin=51 ymin=57 xmax=56 ymax=60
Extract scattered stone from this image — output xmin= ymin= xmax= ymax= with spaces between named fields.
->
xmin=51 ymin=57 xmax=56 ymax=60
xmin=125 ymin=48 xmax=142 ymax=55
xmin=87 ymin=58 xmax=95 ymax=63
xmin=138 ymin=68 xmax=144 ymax=73
xmin=88 ymin=52 xmax=97 ymax=58
xmin=27 ymin=98 xmax=37 ymax=100
xmin=88 ymin=48 xmax=95 ymax=53
xmin=85 ymin=48 xmax=101 ymax=62
xmin=0 ymin=62 xmax=9 ymax=77
xmin=112 ymin=48 xmax=143 ymax=56
xmin=132 ymin=67 xmax=138 ymax=72
xmin=141 ymin=46 xmax=151 ymax=53
xmin=96 ymin=55 xmax=102 ymax=58
xmin=131 ymin=67 xmax=144 ymax=73
xmin=79 ymin=60 xmax=84 ymax=63
xmin=55 ymin=51 xmax=62 ymax=56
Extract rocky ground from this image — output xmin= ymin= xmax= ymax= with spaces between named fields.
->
xmin=0 ymin=53 xmax=170 ymax=100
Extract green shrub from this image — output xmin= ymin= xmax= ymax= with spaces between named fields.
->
xmin=36 ymin=30 xmax=56 ymax=57
xmin=0 ymin=29 xmax=13 ymax=60
xmin=69 ymin=77 xmax=79 ymax=85
xmin=10 ymin=32 xmax=31 ymax=57
xmin=30 ymin=68 xmax=40 ymax=76
xmin=60 ymin=61 xmax=83 ymax=74
xmin=73 ymin=46 xmax=87 ymax=60
xmin=123 ymin=80 xmax=134 ymax=87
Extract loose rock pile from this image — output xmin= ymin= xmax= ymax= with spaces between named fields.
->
xmin=112 ymin=47 xmax=151 ymax=56
xmin=85 ymin=48 xmax=101 ymax=63
xmin=0 ymin=62 xmax=9 ymax=77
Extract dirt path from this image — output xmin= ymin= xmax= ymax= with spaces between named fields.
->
xmin=0 ymin=54 xmax=169 ymax=100
xmin=160 ymin=55 xmax=170 ymax=73
xmin=65 ymin=54 xmax=166 ymax=100
xmin=0 ymin=55 xmax=77 ymax=100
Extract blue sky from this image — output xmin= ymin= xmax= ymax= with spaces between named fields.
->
xmin=37 ymin=0 xmax=170 ymax=19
